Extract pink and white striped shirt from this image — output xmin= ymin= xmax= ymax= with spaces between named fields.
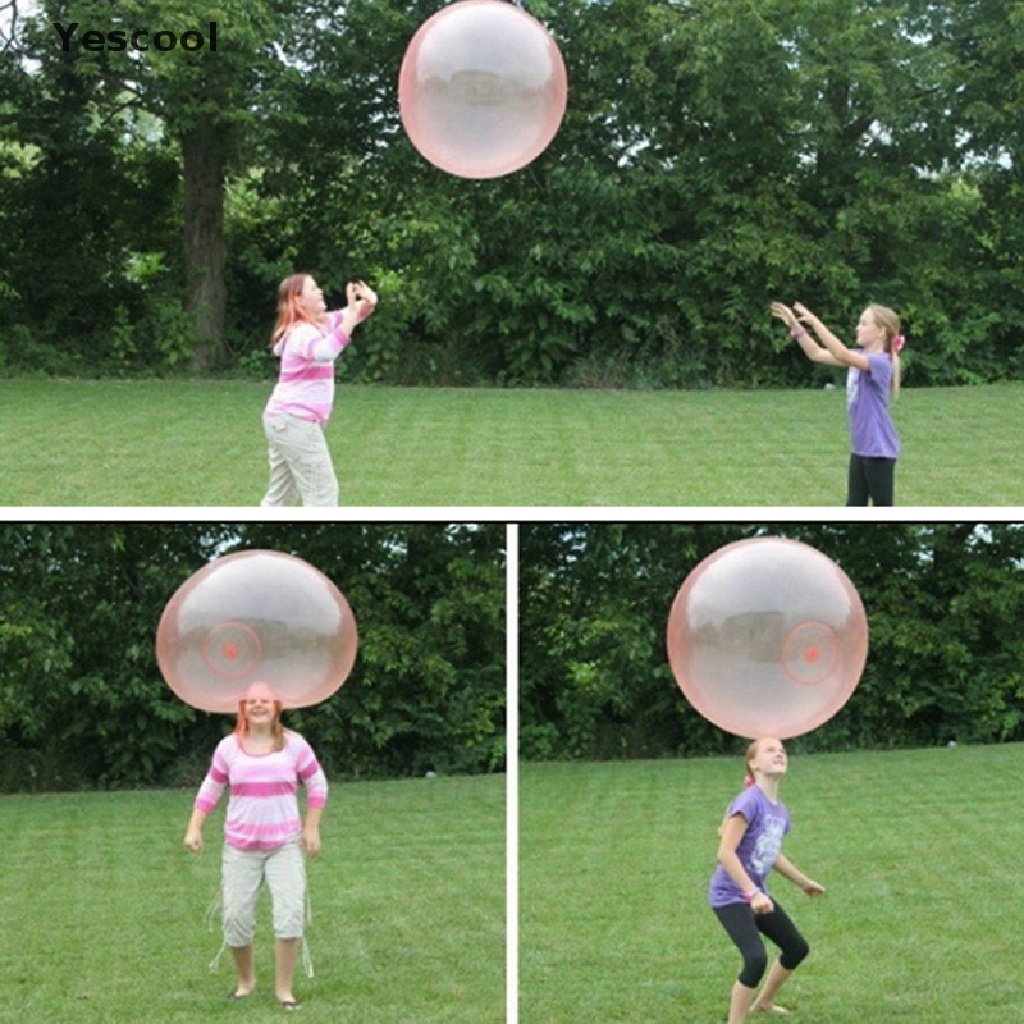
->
xmin=263 ymin=308 xmax=371 ymax=426
xmin=194 ymin=731 xmax=329 ymax=852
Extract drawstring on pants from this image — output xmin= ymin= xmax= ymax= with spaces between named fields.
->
xmin=301 ymin=888 xmax=315 ymax=978
xmin=202 ymin=880 xmax=315 ymax=978
xmin=205 ymin=884 xmax=227 ymax=973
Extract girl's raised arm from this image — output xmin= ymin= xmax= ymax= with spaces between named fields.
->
xmin=794 ymin=303 xmax=869 ymax=371
xmin=772 ymin=301 xmax=844 ymax=368
xmin=337 ymin=280 xmax=378 ymax=337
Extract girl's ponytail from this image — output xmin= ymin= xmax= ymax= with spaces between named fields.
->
xmin=868 ymin=304 xmax=903 ymax=398
xmin=744 ymin=739 xmax=760 ymax=787
xmin=717 ymin=739 xmax=758 ymax=836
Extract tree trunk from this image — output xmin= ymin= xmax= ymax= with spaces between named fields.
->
xmin=181 ymin=114 xmax=230 ymax=372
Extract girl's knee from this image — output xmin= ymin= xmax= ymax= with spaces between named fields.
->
xmin=739 ymin=947 xmax=769 ymax=988
xmin=273 ymin=902 xmax=305 ymax=940
xmin=223 ymin=911 xmax=255 ymax=948
xmin=267 ymin=849 xmax=306 ymax=938
xmin=221 ymin=886 xmax=259 ymax=948
xmin=780 ymin=937 xmax=810 ymax=971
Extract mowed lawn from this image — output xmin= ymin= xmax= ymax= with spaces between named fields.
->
xmin=3 ymin=380 xmax=1022 ymax=506
xmin=520 ymin=746 xmax=1019 ymax=1024
xmin=0 ymin=774 xmax=504 ymax=1024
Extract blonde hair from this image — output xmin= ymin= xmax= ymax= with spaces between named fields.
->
xmin=866 ymin=304 xmax=902 ymax=398
xmin=744 ymin=738 xmax=759 ymax=787
xmin=717 ymin=739 xmax=761 ymax=836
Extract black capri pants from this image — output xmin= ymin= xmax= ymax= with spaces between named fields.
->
xmin=713 ymin=900 xmax=810 ymax=988
xmin=847 ymin=454 xmax=896 ymax=506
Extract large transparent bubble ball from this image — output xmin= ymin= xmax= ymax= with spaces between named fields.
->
xmin=155 ymin=550 xmax=357 ymax=713
xmin=667 ymin=537 xmax=868 ymax=740
xmin=398 ymin=0 xmax=568 ymax=179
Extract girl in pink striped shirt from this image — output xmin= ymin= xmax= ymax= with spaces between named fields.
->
xmin=260 ymin=273 xmax=378 ymax=507
xmin=184 ymin=683 xmax=328 ymax=1010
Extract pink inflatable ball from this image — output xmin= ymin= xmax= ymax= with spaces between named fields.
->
xmin=666 ymin=537 xmax=868 ymax=740
xmin=155 ymin=550 xmax=357 ymax=713
xmin=398 ymin=0 xmax=568 ymax=179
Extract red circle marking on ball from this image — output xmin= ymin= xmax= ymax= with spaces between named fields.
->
xmin=155 ymin=550 xmax=359 ymax=713
xmin=666 ymin=537 xmax=869 ymax=739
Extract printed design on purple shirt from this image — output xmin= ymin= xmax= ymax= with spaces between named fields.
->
xmin=845 ymin=365 xmax=859 ymax=410
xmin=750 ymin=815 xmax=786 ymax=878
xmin=844 ymin=354 xmax=900 ymax=459
xmin=708 ymin=785 xmax=792 ymax=907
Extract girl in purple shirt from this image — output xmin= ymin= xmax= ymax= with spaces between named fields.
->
xmin=772 ymin=301 xmax=904 ymax=506
xmin=710 ymin=738 xmax=825 ymax=1023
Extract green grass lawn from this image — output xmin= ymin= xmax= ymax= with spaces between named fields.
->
xmin=520 ymin=746 xmax=1019 ymax=1024
xmin=3 ymin=380 xmax=1022 ymax=505
xmin=0 ymin=774 xmax=504 ymax=1024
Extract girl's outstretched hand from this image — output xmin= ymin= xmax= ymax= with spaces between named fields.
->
xmin=802 ymin=879 xmax=826 ymax=897
xmin=346 ymin=280 xmax=378 ymax=320
xmin=355 ymin=280 xmax=378 ymax=308
xmin=770 ymin=302 xmax=798 ymax=331
xmin=793 ymin=302 xmax=817 ymax=325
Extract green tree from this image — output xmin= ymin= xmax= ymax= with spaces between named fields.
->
xmin=520 ymin=523 xmax=1024 ymax=760
xmin=2 ymin=0 xmax=1021 ymax=383
xmin=13 ymin=0 xmax=299 ymax=368
xmin=0 ymin=523 xmax=506 ymax=791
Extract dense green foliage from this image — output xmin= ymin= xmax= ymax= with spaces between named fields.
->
xmin=0 ymin=523 xmax=505 ymax=791
xmin=520 ymin=523 xmax=1024 ymax=760
xmin=1 ymin=0 xmax=1021 ymax=384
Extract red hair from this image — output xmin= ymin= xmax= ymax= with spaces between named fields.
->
xmin=234 ymin=698 xmax=286 ymax=752
xmin=270 ymin=273 xmax=317 ymax=347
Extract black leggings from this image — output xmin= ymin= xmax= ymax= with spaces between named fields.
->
xmin=713 ymin=901 xmax=810 ymax=988
xmin=847 ymin=454 xmax=896 ymax=506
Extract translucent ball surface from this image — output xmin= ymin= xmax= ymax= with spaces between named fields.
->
xmin=398 ymin=0 xmax=568 ymax=179
xmin=155 ymin=550 xmax=357 ymax=712
xmin=667 ymin=538 xmax=868 ymax=740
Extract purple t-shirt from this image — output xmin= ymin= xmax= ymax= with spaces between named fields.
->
xmin=846 ymin=353 xmax=900 ymax=459
xmin=708 ymin=786 xmax=791 ymax=908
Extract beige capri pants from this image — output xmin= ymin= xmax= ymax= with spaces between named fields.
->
xmin=261 ymin=414 xmax=340 ymax=507
xmin=222 ymin=837 xmax=307 ymax=946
